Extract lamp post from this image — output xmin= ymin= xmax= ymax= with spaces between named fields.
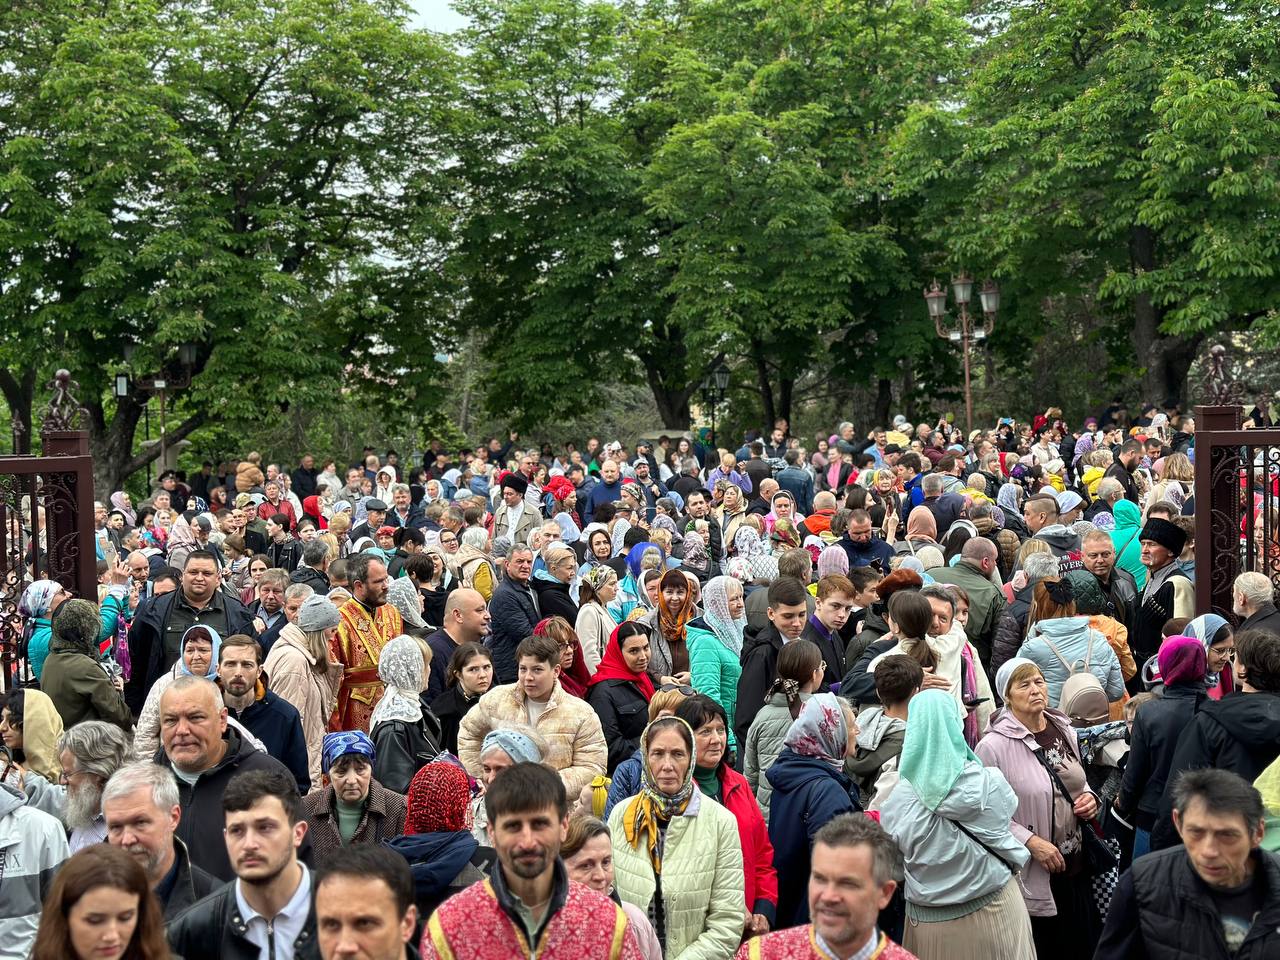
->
xmin=924 ymin=276 xmax=999 ymax=436
xmin=123 ymin=342 xmax=198 ymax=482
xmin=700 ymin=361 xmax=731 ymax=449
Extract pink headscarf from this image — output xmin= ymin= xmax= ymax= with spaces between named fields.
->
xmin=1158 ymin=635 xmax=1207 ymax=687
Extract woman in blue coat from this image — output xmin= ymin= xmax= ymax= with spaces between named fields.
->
xmin=764 ymin=691 xmax=861 ymax=927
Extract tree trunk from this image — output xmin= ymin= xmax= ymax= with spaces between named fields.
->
xmin=750 ymin=339 xmax=776 ymax=428
xmin=778 ymin=376 xmax=794 ymax=428
xmin=86 ymin=393 xmax=208 ymax=496
xmin=1129 ymin=225 xmax=1170 ymax=403
xmin=0 ymin=366 xmax=37 ymax=454
xmin=874 ymin=378 xmax=893 ymax=428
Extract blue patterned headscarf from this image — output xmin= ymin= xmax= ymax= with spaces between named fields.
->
xmin=481 ymin=729 xmax=542 ymax=765
xmin=322 ymin=730 xmax=376 ymax=774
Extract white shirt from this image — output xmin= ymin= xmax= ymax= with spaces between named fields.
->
xmin=503 ymin=501 xmax=526 ymax=538
xmin=235 ymin=864 xmax=312 ymax=960
xmin=525 ymin=696 xmax=550 ymax=726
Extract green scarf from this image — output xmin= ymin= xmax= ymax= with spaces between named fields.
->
xmin=897 ymin=689 xmax=979 ymax=811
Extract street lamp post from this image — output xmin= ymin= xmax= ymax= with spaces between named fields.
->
xmin=924 ymin=276 xmax=999 ymax=436
xmin=700 ymin=361 xmax=731 ymax=449
xmin=119 ymin=342 xmax=199 ymax=483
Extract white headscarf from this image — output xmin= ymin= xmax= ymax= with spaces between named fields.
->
xmin=702 ymin=575 xmax=746 ymax=657
xmin=369 ymin=635 xmax=424 ymax=731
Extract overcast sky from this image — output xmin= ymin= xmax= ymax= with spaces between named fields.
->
xmin=409 ymin=0 xmax=467 ymax=32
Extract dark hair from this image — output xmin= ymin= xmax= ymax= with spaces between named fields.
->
xmin=615 ymin=621 xmax=649 ymax=650
xmin=346 ymin=552 xmax=381 ymax=586
xmin=183 ymin=548 xmax=219 ymax=570
xmin=674 ymin=695 xmax=729 ymax=771
xmin=874 ymin=655 xmax=925 ymax=707
xmin=899 ymin=452 xmax=922 ymax=473
xmin=768 ymin=639 xmax=823 ymax=718
xmin=515 ymin=633 xmax=560 ymax=667
xmin=446 ymin=641 xmax=492 ymax=688
xmin=393 ymin=526 xmax=425 ymax=548
xmin=269 ymin=512 xmax=292 ymax=528
xmin=593 ymin=501 xmax=617 ymax=525
xmin=847 ymin=566 xmax=882 ymax=593
xmin=219 ymin=634 xmax=263 ymax=666
xmin=889 ymin=590 xmax=934 ymax=641
xmin=32 ymin=845 xmax=170 ymax=960
xmin=404 ymin=553 xmax=435 ymax=581
xmin=249 ymin=554 xmax=272 ymax=570
xmin=622 ymin=526 xmax=648 ymax=550
xmin=222 ymin=768 xmax=303 ymax=826
xmin=767 ymin=576 xmax=808 ymax=609
xmin=1172 ymin=768 xmax=1264 ymax=837
xmin=314 ymin=845 xmax=415 ymax=918
xmin=813 ymin=813 xmax=902 ymax=887
xmin=485 ymin=761 xmax=567 ymax=823
xmin=1237 ymin=629 xmax=1280 ymax=693
xmin=2 ymin=689 xmax=24 ymax=732
xmin=151 ymin=565 xmax=182 ymax=588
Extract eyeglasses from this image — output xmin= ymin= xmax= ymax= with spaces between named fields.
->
xmin=658 ymin=683 xmax=696 ymax=696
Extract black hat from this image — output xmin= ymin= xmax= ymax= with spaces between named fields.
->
xmin=883 ymin=443 xmax=902 ymax=455
xmin=364 ymin=498 xmax=388 ymax=512
xmin=1139 ymin=518 xmax=1186 ymax=556
xmin=500 ymin=472 xmax=529 ymax=495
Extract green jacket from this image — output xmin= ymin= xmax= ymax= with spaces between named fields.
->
xmin=1110 ymin=499 xmax=1147 ymax=590
xmin=40 ymin=618 xmax=132 ymax=733
xmin=609 ymin=790 xmax=745 ymax=960
xmin=686 ymin=622 xmax=741 ymax=749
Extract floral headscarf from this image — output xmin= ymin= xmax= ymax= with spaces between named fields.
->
xmin=1072 ymin=433 xmax=1095 ymax=469
xmin=724 ymin=556 xmax=753 ymax=584
xmin=369 ymin=635 xmax=425 ymax=731
xmin=702 ymin=576 xmax=746 ymax=657
xmin=771 ymin=519 xmax=801 ymax=552
xmin=817 ymin=545 xmax=849 ymax=579
xmin=681 ymin=531 xmax=709 ymax=573
xmin=622 ymin=717 xmax=697 ymax=872
xmin=651 ymin=513 xmax=681 ymax=546
xmin=406 ymin=761 xmax=474 ymax=833
xmin=783 ymin=693 xmax=849 ymax=772
xmin=19 ymin=580 xmax=64 ymax=620
xmin=734 ymin=527 xmax=779 ymax=580
xmin=657 ymin=568 xmax=696 ymax=643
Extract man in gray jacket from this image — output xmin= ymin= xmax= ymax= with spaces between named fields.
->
xmin=0 ymin=780 xmax=70 ymax=959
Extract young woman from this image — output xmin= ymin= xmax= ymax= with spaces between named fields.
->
xmin=1185 ymin=613 xmax=1236 ymax=700
xmin=743 ymin=639 xmax=824 ymax=821
xmin=32 ymin=844 xmax=171 ymax=960
xmin=431 ymin=642 xmax=493 ymax=754
xmin=587 ymin=623 xmax=655 ymax=774
xmin=0 ymin=688 xmax=64 ymax=785
xmin=562 ymin=816 xmax=662 ymax=960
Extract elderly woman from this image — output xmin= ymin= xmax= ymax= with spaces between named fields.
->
xmin=368 ymin=635 xmax=442 ymax=794
xmin=453 ymin=526 xmax=497 ymax=600
xmin=40 ymin=600 xmax=132 ymax=732
xmin=562 ymin=816 xmax=663 ymax=960
xmin=575 ymin=565 xmax=620 ymax=672
xmin=765 ymin=692 xmax=861 ymax=928
xmin=609 ymin=717 xmax=745 ymax=960
xmin=302 ymin=731 xmax=407 ymax=856
xmin=685 ymin=575 xmax=746 ymax=749
xmin=645 ymin=568 xmax=696 ymax=686
xmin=531 ymin=543 xmax=580 ymax=622
xmin=897 ymin=506 xmax=940 ymax=557
xmin=679 ymin=530 xmax=713 ymax=582
xmin=717 ymin=484 xmax=749 ymax=553
xmin=469 ymin=725 xmax=548 ymax=844
xmin=1114 ymin=637 xmax=1207 ymax=861
xmin=976 ymin=659 xmax=1103 ymax=958
xmin=881 ymin=689 xmax=1034 ymax=960
xmin=19 ymin=579 xmax=69 ymax=681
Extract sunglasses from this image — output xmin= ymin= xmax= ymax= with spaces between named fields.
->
xmin=658 ymin=683 xmax=696 ymax=696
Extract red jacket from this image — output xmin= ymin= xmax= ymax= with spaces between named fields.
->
xmin=720 ymin=765 xmax=779 ymax=924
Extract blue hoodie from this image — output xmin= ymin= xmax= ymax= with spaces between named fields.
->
xmin=384 ymin=831 xmax=480 ymax=913
xmin=765 ymin=748 xmax=860 ymax=928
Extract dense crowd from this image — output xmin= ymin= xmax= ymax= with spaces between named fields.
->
xmin=3 ymin=402 xmax=1280 ymax=960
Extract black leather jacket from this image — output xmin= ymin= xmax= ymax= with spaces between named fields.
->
xmin=167 ymin=868 xmax=320 ymax=960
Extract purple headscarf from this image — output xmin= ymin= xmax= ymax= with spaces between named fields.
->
xmin=1158 ymin=635 xmax=1207 ymax=687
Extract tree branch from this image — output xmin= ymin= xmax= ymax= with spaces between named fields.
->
xmin=119 ymin=409 xmax=209 ymax=475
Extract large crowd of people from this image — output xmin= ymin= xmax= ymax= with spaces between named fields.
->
xmin=3 ymin=404 xmax=1280 ymax=960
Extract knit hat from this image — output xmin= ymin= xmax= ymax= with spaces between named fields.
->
xmin=1065 ymin=569 xmax=1106 ymax=615
xmin=50 ymin=599 xmax=104 ymax=657
xmin=296 ymin=595 xmax=341 ymax=633
xmin=1139 ymin=517 xmax=1186 ymax=556
xmin=499 ymin=472 xmax=529 ymax=495
xmin=481 ymin=729 xmax=542 ymax=764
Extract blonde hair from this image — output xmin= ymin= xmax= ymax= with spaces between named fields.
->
xmin=648 ymin=687 xmax=690 ymax=721
xmin=1161 ymin=452 xmax=1194 ymax=483
xmin=1124 ymin=691 xmax=1158 ymax=722
xmin=1015 ymin=538 xmax=1051 ymax=569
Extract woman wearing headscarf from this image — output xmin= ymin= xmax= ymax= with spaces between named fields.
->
xmin=369 ymin=635 xmax=443 ymax=794
xmin=1185 ymin=612 xmax=1236 ymax=700
xmin=386 ymin=576 xmax=431 ymax=638
xmin=468 ymin=726 xmax=549 ymax=842
xmin=302 ymin=731 xmax=408 ymax=855
xmin=0 ymin=688 xmax=64 ymax=786
xmin=1108 ymin=498 xmax=1146 ymax=589
xmin=685 ymin=575 xmax=746 ymax=750
xmin=39 ymin=599 xmax=133 ymax=732
xmin=881 ymin=689 xmax=1034 ymax=960
xmin=996 ymin=483 xmax=1029 ymax=542
xmin=896 ymin=506 xmax=940 ymax=556
xmin=610 ymin=517 xmax=634 ymax=559
xmin=1114 ymin=637 xmax=1207 ymax=861
xmin=609 ymin=717 xmax=746 ymax=960
xmin=976 ymin=659 xmax=1102 ymax=958
xmin=612 ymin=542 xmax=663 ymax=622
xmin=19 ymin=579 xmax=69 ymax=681
xmin=581 ymin=527 xmax=614 ymax=575
xmin=815 ymin=544 xmax=849 ymax=581
xmin=301 ymin=495 xmax=328 ymax=530
xmin=679 ymin=530 xmax=713 ymax=582
xmin=734 ymin=527 xmax=779 ymax=581
xmin=716 ymin=484 xmax=749 ymax=553
xmin=386 ymin=761 xmax=490 ymax=920
xmin=764 ymin=692 xmax=861 ymax=927
xmin=587 ymin=622 xmax=655 ymax=773
xmin=109 ymin=491 xmax=136 ymax=527
xmin=1019 ymin=577 xmax=1125 ymax=718
xmin=646 ymin=568 xmax=696 ymax=686
xmin=576 ymin=564 xmax=620 ymax=673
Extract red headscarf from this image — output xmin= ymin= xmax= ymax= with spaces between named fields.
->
xmin=301 ymin=495 xmax=327 ymax=529
xmin=588 ymin=623 xmax=655 ymax=701
xmin=534 ymin=617 xmax=592 ymax=699
xmin=406 ymin=761 xmax=473 ymax=834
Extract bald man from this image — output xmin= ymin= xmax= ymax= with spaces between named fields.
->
xmin=929 ymin=537 xmax=1006 ymax=669
xmin=749 ymin=478 xmax=781 ymax=517
xmin=423 ymin=588 xmax=492 ymax=703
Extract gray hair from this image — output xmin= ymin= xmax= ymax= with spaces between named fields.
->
xmin=921 ymin=474 xmax=944 ymax=496
xmin=461 ymin=526 xmax=489 ymax=550
xmin=1235 ymin=571 xmax=1275 ymax=608
xmin=58 ymin=721 xmax=132 ymax=782
xmin=302 ymin=540 xmax=330 ymax=567
xmin=1096 ymin=477 xmax=1126 ymax=503
xmin=257 ymin=568 xmax=288 ymax=590
xmin=919 ymin=584 xmax=956 ymax=615
xmin=163 ymin=675 xmax=223 ymax=714
xmin=389 ymin=482 xmax=410 ymax=496
xmin=814 ymin=812 xmax=903 ymax=886
xmin=102 ymin=761 xmax=180 ymax=812
xmin=285 ymin=582 xmax=314 ymax=603
xmin=1023 ymin=553 xmax=1062 ymax=582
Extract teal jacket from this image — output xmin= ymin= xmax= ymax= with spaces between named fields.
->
xmin=27 ymin=618 xmax=53 ymax=681
xmin=1110 ymin=500 xmax=1146 ymax=590
xmin=687 ymin=620 xmax=741 ymax=750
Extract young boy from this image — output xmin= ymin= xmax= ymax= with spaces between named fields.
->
xmin=848 ymin=655 xmax=923 ymax=809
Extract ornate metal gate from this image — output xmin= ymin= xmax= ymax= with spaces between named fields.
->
xmin=1194 ymin=347 xmax=1280 ymax=620
xmin=0 ymin=372 xmax=97 ymax=690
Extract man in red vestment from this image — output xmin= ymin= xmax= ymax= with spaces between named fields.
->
xmin=422 ymin=763 xmax=641 ymax=959
xmin=329 ymin=553 xmax=402 ymax=732
xmin=737 ymin=814 xmax=917 ymax=960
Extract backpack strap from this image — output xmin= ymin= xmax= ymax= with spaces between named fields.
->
xmin=1081 ymin=630 xmax=1094 ymax=672
xmin=1038 ymin=633 xmax=1074 ymax=674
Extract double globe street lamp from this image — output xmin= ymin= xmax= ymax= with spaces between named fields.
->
xmin=924 ymin=275 xmax=1000 ymax=437
xmin=700 ymin=361 xmax=731 ymax=449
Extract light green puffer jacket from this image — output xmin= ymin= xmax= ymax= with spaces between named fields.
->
xmin=609 ymin=789 xmax=745 ymax=960
xmin=743 ymin=691 xmax=812 ymax=823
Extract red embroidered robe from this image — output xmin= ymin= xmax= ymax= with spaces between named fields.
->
xmin=328 ymin=596 xmax=403 ymax=732
xmin=735 ymin=926 xmax=919 ymax=960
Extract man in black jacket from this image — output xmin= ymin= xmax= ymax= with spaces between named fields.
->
xmin=683 ymin=488 xmax=723 ymax=563
xmin=487 ymin=546 xmax=540 ymax=684
xmin=156 ymin=676 xmax=300 ymax=881
xmin=125 ymin=550 xmax=257 ymax=715
xmin=1235 ymin=571 xmax=1280 ymax=637
xmin=734 ymin=578 xmax=809 ymax=747
xmin=217 ymin=635 xmax=311 ymax=793
xmin=1098 ymin=768 xmax=1280 ymax=960
xmin=168 ymin=768 xmax=318 ymax=960
xmin=289 ymin=540 xmax=332 ymax=595
xmin=291 ymin=454 xmax=319 ymax=500
xmin=102 ymin=761 xmax=219 ymax=921
xmin=1105 ymin=439 xmax=1143 ymax=504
